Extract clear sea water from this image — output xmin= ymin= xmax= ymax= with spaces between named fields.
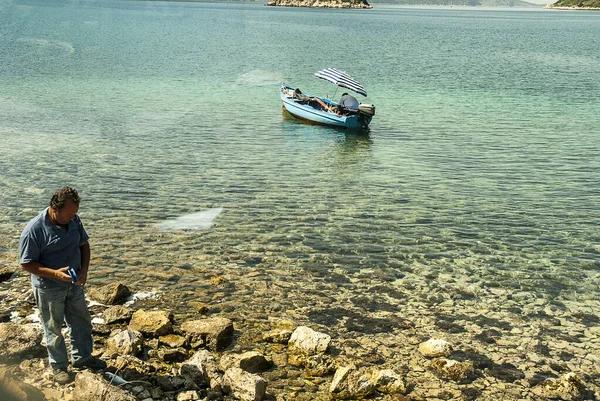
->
xmin=1 ymin=1 xmax=599 ymax=306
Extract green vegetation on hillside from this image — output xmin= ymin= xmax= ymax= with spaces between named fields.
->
xmin=549 ymin=0 xmax=600 ymax=7
xmin=370 ymin=0 xmax=539 ymax=6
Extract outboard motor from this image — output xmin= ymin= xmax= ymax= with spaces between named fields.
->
xmin=358 ymin=103 xmax=375 ymax=117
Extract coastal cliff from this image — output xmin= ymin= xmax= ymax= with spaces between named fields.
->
xmin=546 ymin=0 xmax=600 ymax=8
xmin=266 ymin=0 xmax=372 ymax=8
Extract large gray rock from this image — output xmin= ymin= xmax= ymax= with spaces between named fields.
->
xmin=179 ymin=349 xmax=222 ymax=389
xmin=0 ymin=323 xmax=45 ymax=363
xmin=222 ymin=367 xmax=266 ymax=401
xmin=87 ymin=282 xmax=131 ymax=305
xmin=288 ymin=326 xmax=331 ymax=355
xmin=0 ymin=366 xmax=45 ymax=401
xmin=180 ymin=317 xmax=234 ymax=351
xmin=329 ymin=365 xmax=375 ymax=400
xmin=128 ymin=309 xmax=173 ymax=337
xmin=103 ymin=305 xmax=134 ymax=324
xmin=73 ymin=371 xmax=137 ymax=401
xmin=104 ymin=329 xmax=144 ymax=358
xmin=220 ymin=351 xmax=272 ymax=374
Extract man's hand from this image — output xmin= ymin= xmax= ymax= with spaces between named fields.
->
xmin=76 ymin=270 xmax=88 ymax=287
xmin=56 ymin=266 xmax=72 ymax=282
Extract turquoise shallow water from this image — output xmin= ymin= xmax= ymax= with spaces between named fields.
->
xmin=0 ymin=1 xmax=599 ymax=302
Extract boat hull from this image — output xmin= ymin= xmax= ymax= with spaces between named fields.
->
xmin=280 ymin=84 xmax=372 ymax=129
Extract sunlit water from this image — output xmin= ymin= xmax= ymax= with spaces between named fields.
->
xmin=1 ymin=1 xmax=599 ymax=313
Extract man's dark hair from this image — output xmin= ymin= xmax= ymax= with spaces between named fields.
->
xmin=50 ymin=186 xmax=80 ymax=210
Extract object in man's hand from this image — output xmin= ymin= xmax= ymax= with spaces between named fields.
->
xmin=67 ymin=267 xmax=78 ymax=283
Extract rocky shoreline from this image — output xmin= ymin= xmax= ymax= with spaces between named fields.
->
xmin=1 ymin=266 xmax=600 ymax=400
xmin=265 ymin=0 xmax=372 ymax=9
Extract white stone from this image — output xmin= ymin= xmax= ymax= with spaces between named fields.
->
xmin=288 ymin=326 xmax=331 ymax=355
xmin=222 ymin=367 xmax=266 ymax=401
xmin=418 ymin=338 xmax=453 ymax=358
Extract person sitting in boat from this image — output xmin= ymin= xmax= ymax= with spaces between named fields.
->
xmin=337 ymin=93 xmax=359 ymax=115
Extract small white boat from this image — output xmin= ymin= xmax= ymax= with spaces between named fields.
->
xmin=280 ymin=68 xmax=375 ymax=129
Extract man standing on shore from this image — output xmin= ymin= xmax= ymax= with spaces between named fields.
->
xmin=19 ymin=186 xmax=106 ymax=384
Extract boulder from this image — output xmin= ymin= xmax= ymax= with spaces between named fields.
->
xmin=0 ymin=266 xmax=15 ymax=283
xmin=179 ymin=349 xmax=222 ymax=389
xmin=288 ymin=326 xmax=331 ymax=355
xmin=73 ymin=370 xmax=137 ymax=401
xmin=330 ymin=365 xmax=375 ymax=400
xmin=288 ymin=353 xmax=335 ymax=377
xmin=262 ymin=328 xmax=293 ymax=344
xmin=128 ymin=309 xmax=172 ymax=337
xmin=181 ymin=317 xmax=234 ymax=351
xmin=418 ymin=338 xmax=453 ymax=358
xmin=177 ymin=390 xmax=201 ymax=401
xmin=532 ymin=372 xmax=585 ymax=401
xmin=103 ymin=305 xmax=134 ymax=324
xmin=159 ymin=334 xmax=187 ymax=348
xmin=430 ymin=358 xmax=474 ymax=381
xmin=369 ymin=369 xmax=407 ymax=394
xmin=0 ymin=323 xmax=45 ymax=363
xmin=151 ymin=347 xmax=187 ymax=363
xmin=222 ymin=367 xmax=267 ymax=401
xmin=104 ymin=329 xmax=144 ymax=358
xmin=87 ymin=282 xmax=131 ymax=305
xmin=0 ymin=366 xmax=45 ymax=401
xmin=220 ymin=351 xmax=272 ymax=374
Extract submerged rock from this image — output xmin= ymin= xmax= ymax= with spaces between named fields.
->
xmin=369 ymin=368 xmax=407 ymax=394
xmin=418 ymin=338 xmax=453 ymax=358
xmin=288 ymin=326 xmax=331 ymax=355
xmin=330 ymin=365 xmax=375 ymax=400
xmin=532 ymin=372 xmax=585 ymax=401
xmin=430 ymin=358 xmax=474 ymax=381
xmin=179 ymin=349 xmax=222 ymax=389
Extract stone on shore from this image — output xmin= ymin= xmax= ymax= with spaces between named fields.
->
xmin=220 ymin=351 xmax=272 ymax=374
xmin=262 ymin=328 xmax=293 ymax=344
xmin=179 ymin=349 xmax=222 ymax=389
xmin=288 ymin=326 xmax=331 ymax=355
xmin=369 ymin=368 xmax=407 ymax=394
xmin=181 ymin=317 xmax=234 ymax=351
xmin=330 ymin=365 xmax=375 ymax=399
xmin=87 ymin=282 xmax=131 ymax=305
xmin=532 ymin=372 xmax=585 ymax=400
xmin=222 ymin=367 xmax=267 ymax=401
xmin=418 ymin=338 xmax=453 ymax=358
xmin=0 ymin=322 xmax=45 ymax=363
xmin=0 ymin=366 xmax=45 ymax=401
xmin=73 ymin=370 xmax=137 ymax=401
xmin=0 ymin=265 xmax=15 ymax=283
xmin=103 ymin=305 xmax=134 ymax=324
xmin=104 ymin=329 xmax=144 ymax=358
xmin=128 ymin=309 xmax=173 ymax=337
xmin=430 ymin=358 xmax=474 ymax=381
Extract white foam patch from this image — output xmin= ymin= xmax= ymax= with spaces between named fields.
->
xmin=124 ymin=290 xmax=160 ymax=306
xmin=156 ymin=208 xmax=223 ymax=231
xmin=91 ymin=317 xmax=105 ymax=325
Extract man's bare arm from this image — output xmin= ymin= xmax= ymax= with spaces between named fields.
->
xmin=21 ymin=262 xmax=71 ymax=282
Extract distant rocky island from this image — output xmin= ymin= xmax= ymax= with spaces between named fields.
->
xmin=546 ymin=0 xmax=600 ymax=8
xmin=266 ymin=0 xmax=372 ymax=8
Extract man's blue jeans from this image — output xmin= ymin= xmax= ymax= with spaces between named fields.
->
xmin=32 ymin=283 xmax=93 ymax=369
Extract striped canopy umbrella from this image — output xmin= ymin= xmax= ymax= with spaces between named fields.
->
xmin=314 ymin=68 xmax=368 ymax=97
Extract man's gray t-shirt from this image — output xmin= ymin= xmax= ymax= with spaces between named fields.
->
xmin=20 ymin=208 xmax=89 ymax=288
